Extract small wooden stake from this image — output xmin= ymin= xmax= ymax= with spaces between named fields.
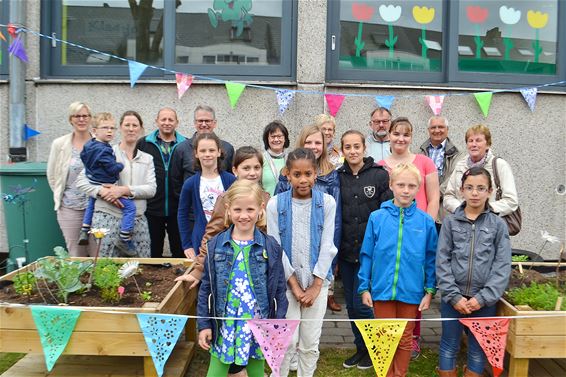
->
xmin=555 ymin=296 xmax=563 ymax=311
xmin=518 ymin=262 xmax=523 ymax=274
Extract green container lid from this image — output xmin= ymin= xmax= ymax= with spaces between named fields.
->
xmin=0 ymin=162 xmax=48 ymax=175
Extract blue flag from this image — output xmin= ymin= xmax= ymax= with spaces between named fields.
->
xmin=24 ymin=124 xmax=41 ymax=141
xmin=375 ymin=95 xmax=395 ymax=110
xmin=128 ymin=61 xmax=148 ymax=88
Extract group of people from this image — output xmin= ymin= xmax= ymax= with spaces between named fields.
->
xmin=46 ymin=102 xmax=518 ymax=377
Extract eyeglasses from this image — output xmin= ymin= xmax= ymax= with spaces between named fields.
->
xmin=370 ymin=119 xmax=391 ymax=126
xmin=72 ymin=114 xmax=91 ymax=119
xmin=269 ymin=134 xmax=285 ymax=140
xmin=463 ymin=185 xmax=488 ymax=193
xmin=195 ymin=119 xmax=215 ymax=125
xmin=95 ymin=126 xmax=116 ymax=131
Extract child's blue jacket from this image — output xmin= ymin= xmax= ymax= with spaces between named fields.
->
xmin=358 ymin=200 xmax=438 ymax=305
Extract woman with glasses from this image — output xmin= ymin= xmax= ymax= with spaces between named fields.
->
xmin=261 ymin=121 xmax=290 ymax=196
xmin=47 ymin=102 xmax=97 ymax=257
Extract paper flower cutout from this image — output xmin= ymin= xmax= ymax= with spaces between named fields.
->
xmin=540 ymin=230 xmax=560 ymax=244
xmin=119 ymin=260 xmax=140 ymax=279
xmin=499 ymin=6 xmax=521 ymax=25
xmin=527 ymin=10 xmax=548 ymax=29
xmin=352 ymin=3 xmax=374 ymax=22
xmin=379 ymin=4 xmax=401 ymax=23
xmin=466 ymin=6 xmax=489 ymax=24
xmin=89 ymin=228 xmax=109 ymax=239
xmin=413 ymin=6 xmax=435 ymax=25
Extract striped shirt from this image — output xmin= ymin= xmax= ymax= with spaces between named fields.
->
xmin=427 ymin=139 xmax=447 ymax=178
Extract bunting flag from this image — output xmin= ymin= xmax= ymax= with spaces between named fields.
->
xmin=30 ymin=306 xmax=82 ymax=372
xmin=137 ymin=314 xmax=188 ymax=377
xmin=225 ymin=81 xmax=247 ymax=109
xmin=7 ymin=24 xmax=17 ymax=38
xmin=8 ymin=35 xmax=28 ymax=63
xmin=520 ymin=87 xmax=537 ymax=112
xmin=355 ymin=320 xmax=407 ymax=377
xmin=474 ymin=92 xmax=493 ymax=118
xmin=248 ymin=319 xmax=299 ymax=377
xmin=23 ymin=124 xmax=41 ymax=141
xmin=175 ymin=73 xmax=193 ymax=100
xmin=276 ymin=89 xmax=294 ymax=115
xmin=128 ymin=60 xmax=148 ymax=88
xmin=324 ymin=93 xmax=346 ymax=116
xmin=0 ymin=31 xmax=6 ymax=42
xmin=375 ymin=95 xmax=395 ymax=110
xmin=425 ymin=95 xmax=445 ymax=115
xmin=459 ymin=318 xmax=510 ymax=377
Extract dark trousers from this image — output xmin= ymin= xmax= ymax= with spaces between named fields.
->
xmin=146 ymin=213 xmax=183 ymax=258
xmin=339 ymin=259 xmax=374 ymax=352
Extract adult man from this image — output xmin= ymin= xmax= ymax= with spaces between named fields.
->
xmin=137 ymin=108 xmax=186 ymax=258
xmin=366 ymin=107 xmax=392 ymax=162
xmin=418 ymin=115 xmax=462 ymax=228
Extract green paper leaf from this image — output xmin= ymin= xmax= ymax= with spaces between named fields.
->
xmin=474 ymin=92 xmax=493 ymax=118
xmin=225 ymin=82 xmax=246 ymax=109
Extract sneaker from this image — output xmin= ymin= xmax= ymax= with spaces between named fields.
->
xmin=357 ymin=352 xmax=373 ymax=370
xmin=343 ymin=350 xmax=365 ymax=368
xmin=411 ymin=336 xmax=421 ymax=360
xmin=77 ymin=230 xmax=90 ymax=245
xmin=115 ymin=239 xmax=137 ymax=257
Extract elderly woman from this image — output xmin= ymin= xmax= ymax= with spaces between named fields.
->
xmin=314 ymin=114 xmax=342 ymax=168
xmin=444 ymin=124 xmax=518 ymax=216
xmin=47 ymin=102 xmax=97 ymax=257
xmin=261 ymin=120 xmax=290 ymax=196
xmin=76 ymin=111 xmax=156 ymax=257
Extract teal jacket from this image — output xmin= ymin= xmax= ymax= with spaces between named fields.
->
xmin=358 ymin=200 xmax=438 ymax=305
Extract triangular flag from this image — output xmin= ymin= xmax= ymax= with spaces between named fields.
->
xmin=474 ymin=92 xmax=493 ymax=118
xmin=24 ymin=124 xmax=41 ymax=141
xmin=355 ymin=320 xmax=407 ymax=377
xmin=175 ymin=73 xmax=193 ymax=100
xmin=225 ymin=82 xmax=246 ymax=109
xmin=324 ymin=93 xmax=346 ymax=116
xmin=0 ymin=31 xmax=6 ymax=42
xmin=276 ymin=89 xmax=294 ymax=115
xmin=248 ymin=319 xmax=299 ymax=377
xmin=136 ymin=314 xmax=188 ymax=377
xmin=30 ymin=306 xmax=82 ymax=371
xmin=460 ymin=318 xmax=510 ymax=377
xmin=375 ymin=95 xmax=395 ymax=110
xmin=425 ymin=95 xmax=445 ymax=115
xmin=8 ymin=35 xmax=28 ymax=63
xmin=128 ymin=60 xmax=148 ymax=88
xmin=520 ymin=87 xmax=537 ymax=112
xmin=7 ymin=24 xmax=17 ymax=38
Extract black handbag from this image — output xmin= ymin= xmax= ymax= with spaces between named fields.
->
xmin=492 ymin=157 xmax=522 ymax=236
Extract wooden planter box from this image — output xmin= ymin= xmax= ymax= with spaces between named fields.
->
xmin=0 ymin=257 xmax=197 ymax=377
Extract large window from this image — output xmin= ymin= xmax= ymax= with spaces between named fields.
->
xmin=0 ymin=0 xmax=8 ymax=77
xmin=41 ymin=0 xmax=297 ymax=80
xmin=327 ymin=0 xmax=566 ymax=85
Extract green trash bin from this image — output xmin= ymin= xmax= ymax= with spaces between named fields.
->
xmin=0 ymin=162 xmax=65 ymax=271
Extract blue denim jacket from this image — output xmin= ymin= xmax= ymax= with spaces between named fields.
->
xmin=197 ymin=226 xmax=288 ymax=334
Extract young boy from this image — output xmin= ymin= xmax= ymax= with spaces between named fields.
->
xmin=78 ymin=112 xmax=136 ymax=255
xmin=358 ymin=163 xmax=437 ymax=377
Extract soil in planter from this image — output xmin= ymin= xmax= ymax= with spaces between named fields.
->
xmin=505 ymin=268 xmax=566 ymax=310
xmin=0 ymin=264 xmax=187 ymax=308
xmin=507 ymin=268 xmax=566 ymax=291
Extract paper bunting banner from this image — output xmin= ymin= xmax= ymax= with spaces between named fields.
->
xmin=520 ymin=87 xmax=537 ymax=112
xmin=0 ymin=31 xmax=6 ymax=42
xmin=460 ymin=318 xmax=510 ymax=377
xmin=225 ymin=82 xmax=247 ymax=109
xmin=175 ymin=73 xmax=193 ymax=100
xmin=128 ymin=60 xmax=148 ymax=88
xmin=24 ymin=124 xmax=41 ymax=141
xmin=375 ymin=95 xmax=395 ymax=110
xmin=425 ymin=95 xmax=445 ymax=115
xmin=325 ymin=93 xmax=346 ymax=116
xmin=248 ymin=319 xmax=299 ymax=377
xmin=7 ymin=24 xmax=17 ymax=38
xmin=9 ymin=35 xmax=28 ymax=63
xmin=474 ymin=92 xmax=493 ymax=118
xmin=30 ymin=306 xmax=82 ymax=371
xmin=355 ymin=320 xmax=407 ymax=377
xmin=137 ymin=314 xmax=188 ymax=377
xmin=276 ymin=89 xmax=294 ymax=115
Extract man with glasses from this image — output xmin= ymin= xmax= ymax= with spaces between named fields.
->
xmin=366 ymin=107 xmax=392 ymax=162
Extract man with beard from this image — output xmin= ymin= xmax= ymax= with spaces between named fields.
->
xmin=366 ymin=107 xmax=392 ymax=162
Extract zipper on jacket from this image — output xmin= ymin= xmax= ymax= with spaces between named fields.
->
xmin=207 ymin=245 xmax=219 ymax=344
xmin=465 ymin=223 xmax=476 ymax=296
xmin=392 ymin=207 xmax=404 ymax=300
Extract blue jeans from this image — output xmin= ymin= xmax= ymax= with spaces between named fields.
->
xmin=439 ymin=300 xmax=497 ymax=373
xmin=339 ymin=259 xmax=374 ymax=352
xmin=84 ymin=196 xmax=136 ymax=234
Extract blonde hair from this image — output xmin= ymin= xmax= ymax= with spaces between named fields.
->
xmin=93 ymin=112 xmax=115 ymax=128
xmin=223 ymin=181 xmax=266 ymax=228
xmin=68 ymin=101 xmax=92 ymax=123
xmin=313 ymin=114 xmax=336 ymax=130
xmin=465 ymin=124 xmax=492 ymax=147
xmin=296 ymin=124 xmax=334 ymax=176
xmin=389 ymin=117 xmax=413 ymax=135
xmin=389 ymin=162 xmax=422 ymax=186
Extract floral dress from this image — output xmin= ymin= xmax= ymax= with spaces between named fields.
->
xmin=210 ymin=240 xmax=264 ymax=365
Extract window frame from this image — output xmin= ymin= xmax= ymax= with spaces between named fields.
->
xmin=0 ymin=0 xmax=9 ymax=78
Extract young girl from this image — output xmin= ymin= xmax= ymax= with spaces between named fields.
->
xmin=358 ymin=163 xmax=437 ymax=377
xmin=177 ymin=132 xmax=236 ymax=259
xmin=266 ymin=148 xmax=338 ymax=377
xmin=337 ymin=130 xmax=392 ymax=369
xmin=436 ymin=167 xmax=511 ymax=377
xmin=197 ymin=180 xmax=288 ymax=377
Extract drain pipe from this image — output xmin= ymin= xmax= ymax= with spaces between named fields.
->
xmin=8 ymin=0 xmax=27 ymax=162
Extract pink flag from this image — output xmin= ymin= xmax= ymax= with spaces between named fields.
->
xmin=324 ymin=94 xmax=346 ymax=116
xmin=175 ymin=73 xmax=193 ymax=100
xmin=460 ymin=318 xmax=510 ymax=377
xmin=248 ymin=319 xmax=299 ymax=377
xmin=425 ymin=95 xmax=445 ymax=115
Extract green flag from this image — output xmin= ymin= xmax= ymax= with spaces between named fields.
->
xmin=225 ymin=82 xmax=246 ymax=109
xmin=474 ymin=92 xmax=493 ymax=118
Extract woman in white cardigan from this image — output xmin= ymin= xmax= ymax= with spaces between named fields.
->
xmin=76 ymin=111 xmax=156 ymax=257
xmin=47 ymin=101 xmax=97 ymax=257
xmin=444 ymin=124 xmax=519 ymax=216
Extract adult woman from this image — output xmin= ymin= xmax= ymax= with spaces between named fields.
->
xmin=314 ymin=114 xmax=342 ymax=168
xmin=444 ymin=124 xmax=518 ymax=216
xmin=76 ymin=111 xmax=156 ymax=257
xmin=261 ymin=120 xmax=290 ymax=196
xmin=47 ymin=102 xmax=97 ymax=257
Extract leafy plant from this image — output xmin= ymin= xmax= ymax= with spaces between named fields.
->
xmin=13 ymin=271 xmax=36 ymax=296
xmin=93 ymin=260 xmax=123 ymax=303
xmin=140 ymin=290 xmax=152 ymax=301
xmin=508 ymin=282 xmax=566 ymax=311
xmin=512 ymin=254 xmax=529 ymax=262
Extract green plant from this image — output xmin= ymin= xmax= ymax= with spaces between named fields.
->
xmin=93 ymin=260 xmax=123 ymax=303
xmin=512 ymin=254 xmax=529 ymax=262
xmin=12 ymin=271 xmax=36 ymax=296
xmin=140 ymin=290 xmax=152 ymax=301
xmin=508 ymin=282 xmax=566 ymax=311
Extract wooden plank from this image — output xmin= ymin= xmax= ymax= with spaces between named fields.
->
xmin=528 ymin=359 xmax=553 ymax=377
xmin=506 ymin=333 xmax=566 ymax=358
xmin=534 ymin=358 xmax=566 ymax=377
xmin=508 ymin=358 xmax=529 ymax=377
xmin=497 ymin=299 xmax=566 ymax=336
